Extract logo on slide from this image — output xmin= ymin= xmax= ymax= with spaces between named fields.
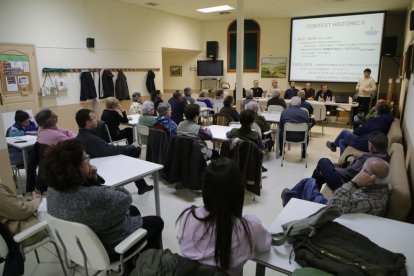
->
xmin=365 ymin=26 xmax=378 ymax=35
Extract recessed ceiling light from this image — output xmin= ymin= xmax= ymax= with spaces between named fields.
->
xmin=197 ymin=5 xmax=234 ymax=13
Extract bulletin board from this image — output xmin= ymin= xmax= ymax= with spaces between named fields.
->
xmin=0 ymin=53 xmax=32 ymax=96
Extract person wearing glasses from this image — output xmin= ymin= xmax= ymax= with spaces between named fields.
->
xmin=44 ymin=140 xmax=164 ymax=271
xmin=281 ymin=157 xmax=390 ymax=216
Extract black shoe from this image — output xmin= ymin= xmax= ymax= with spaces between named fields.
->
xmin=326 ymin=141 xmax=336 ymax=152
xmin=138 ymin=184 xmax=154 ymax=195
xmin=281 ymin=188 xmax=289 ymax=203
xmin=261 ymin=166 xmax=268 ymax=172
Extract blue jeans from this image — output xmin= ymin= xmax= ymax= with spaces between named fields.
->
xmin=311 ymin=158 xmax=345 ymax=191
xmin=282 ymin=178 xmax=328 ymax=206
xmin=333 ymin=129 xmax=358 ymax=154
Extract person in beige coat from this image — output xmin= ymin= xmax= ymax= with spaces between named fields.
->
xmin=0 ymin=183 xmax=46 ymax=246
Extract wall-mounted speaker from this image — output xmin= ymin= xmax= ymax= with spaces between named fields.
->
xmin=382 ymin=36 xmax=397 ymax=57
xmin=86 ymin=38 xmax=95 ymax=48
xmin=206 ymin=41 xmax=218 ymax=59
xmin=410 ymin=10 xmax=414 ymax=30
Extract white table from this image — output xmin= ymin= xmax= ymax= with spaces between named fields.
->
xmin=207 ymin=124 xmax=240 ymax=141
xmin=124 ymin=114 xmax=141 ymax=142
xmin=90 ymin=154 xmax=163 ymax=216
xmin=254 ymin=198 xmax=414 ymax=275
xmin=6 ymin=135 xmax=37 ymax=172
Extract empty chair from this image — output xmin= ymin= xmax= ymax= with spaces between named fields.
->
xmin=312 ymin=103 xmax=327 ymax=136
xmin=281 ymin=122 xmax=309 ymax=168
xmin=212 ymin=113 xmax=233 ymax=126
xmin=194 ymin=101 xmax=213 ymax=124
xmin=267 ymin=105 xmax=284 ymax=113
xmin=47 ymin=214 xmax=147 ymax=276
xmin=252 ymin=122 xmax=272 ymax=158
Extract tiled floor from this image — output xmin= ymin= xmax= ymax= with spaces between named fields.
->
xmin=1 ymin=121 xmax=348 ymax=275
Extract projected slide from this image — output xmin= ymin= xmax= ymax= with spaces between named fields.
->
xmin=290 ymin=12 xmax=385 ymax=83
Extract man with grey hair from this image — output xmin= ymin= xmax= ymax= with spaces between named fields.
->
xmin=246 ymin=101 xmax=272 ymax=153
xmin=154 ymin=102 xmax=177 ymax=137
xmin=267 ymin=88 xmax=286 ymax=109
xmin=183 ymin=87 xmax=195 ymax=104
xmin=242 ymin=90 xmax=255 ymax=110
xmin=282 ymin=157 xmax=391 ymax=216
xmin=279 ymin=96 xmax=309 ymax=157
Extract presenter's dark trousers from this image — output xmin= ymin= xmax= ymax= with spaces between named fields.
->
xmin=356 ymin=96 xmax=371 ymax=116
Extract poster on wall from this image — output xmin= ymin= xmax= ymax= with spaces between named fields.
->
xmin=0 ymin=53 xmax=32 ymax=94
xmin=261 ymin=57 xmax=287 ymax=78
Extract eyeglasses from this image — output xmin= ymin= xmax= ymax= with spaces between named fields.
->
xmin=83 ymin=154 xmax=90 ymax=161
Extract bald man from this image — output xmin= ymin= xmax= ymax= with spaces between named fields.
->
xmin=282 ymin=157 xmax=391 ymax=216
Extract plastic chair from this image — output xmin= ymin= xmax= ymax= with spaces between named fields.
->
xmin=213 ymin=102 xmax=224 ymax=113
xmin=99 ymin=120 xmax=127 ymax=145
xmin=46 ymin=214 xmax=147 ymax=276
xmin=252 ymin=122 xmax=272 ymax=159
xmin=195 ymin=101 xmax=213 ymax=124
xmin=267 ymin=105 xmax=284 ymax=113
xmin=11 ymin=221 xmax=67 ymax=275
xmin=312 ymin=104 xmax=327 ymax=136
xmin=281 ymin=122 xmax=308 ymax=168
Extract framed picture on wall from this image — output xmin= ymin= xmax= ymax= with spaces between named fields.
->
xmin=261 ymin=57 xmax=287 ymax=78
xmin=170 ymin=66 xmax=182 ymax=77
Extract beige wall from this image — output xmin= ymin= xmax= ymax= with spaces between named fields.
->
xmin=0 ymin=0 xmax=203 ymax=108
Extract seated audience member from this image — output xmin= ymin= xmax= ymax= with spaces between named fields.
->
xmin=6 ymin=110 xmax=38 ymax=137
xmin=326 ymin=104 xmax=393 ymax=154
xmin=267 ymin=79 xmax=279 ymax=98
xmin=154 ymin=102 xmax=177 ymax=138
xmin=354 ymin=99 xmax=386 ymax=128
xmin=76 ymin=109 xmax=153 ymax=194
xmin=219 ymin=96 xmax=240 ymax=122
xmin=184 ymin=87 xmax=195 ymax=104
xmin=227 ymin=110 xmax=267 ymax=172
xmin=0 ymin=182 xmax=46 ymax=246
xmin=314 ymin=84 xmax=333 ymax=102
xmin=279 ymin=96 xmax=309 ymax=158
xmin=138 ymin=101 xmax=157 ymax=144
xmin=245 ymin=101 xmax=273 ymax=152
xmin=6 ymin=110 xmax=38 ymax=167
xmin=312 ymin=131 xmax=389 ymax=191
xmin=197 ymin=90 xmax=214 ymax=109
xmin=101 ymin=97 xmax=134 ymax=145
xmin=151 ymin=90 xmax=163 ymax=111
xmin=251 ymin=80 xmax=264 ymax=98
xmin=297 ymin=90 xmax=315 ymax=128
xmin=35 ymin=108 xmax=76 ymax=146
xmin=177 ymin=104 xmax=219 ymax=160
xmin=214 ymin=89 xmax=224 ymax=101
xmin=129 ymin=92 xmax=143 ymax=114
xmin=284 ymin=81 xmax=299 ymax=99
xmin=282 ymin=157 xmax=391 ymax=217
xmin=176 ymin=158 xmax=271 ymax=275
xmin=241 ymin=90 xmax=255 ymax=110
xmin=267 ymin=89 xmax=286 ymax=109
xmin=44 ymin=140 xmax=164 ymax=260
xmin=301 ymin=82 xmax=315 ymax=99
xmin=168 ymin=91 xmax=187 ymax=124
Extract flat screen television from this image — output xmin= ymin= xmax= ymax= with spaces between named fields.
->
xmin=197 ymin=60 xmax=223 ymax=77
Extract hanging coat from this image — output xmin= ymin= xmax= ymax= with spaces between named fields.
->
xmin=115 ymin=70 xmax=130 ymax=100
xmin=80 ymin=71 xmax=97 ymax=101
xmin=99 ymin=69 xmax=114 ymax=99
xmin=146 ymin=70 xmax=156 ymax=94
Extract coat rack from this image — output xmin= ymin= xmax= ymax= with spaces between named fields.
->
xmin=42 ymin=67 xmax=160 ymax=73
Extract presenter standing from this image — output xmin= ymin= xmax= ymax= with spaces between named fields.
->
xmin=355 ymin=68 xmax=376 ymax=115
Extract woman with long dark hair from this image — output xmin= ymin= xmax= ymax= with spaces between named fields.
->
xmin=176 ymin=158 xmax=271 ymax=275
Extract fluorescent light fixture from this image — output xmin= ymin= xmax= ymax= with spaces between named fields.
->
xmin=197 ymin=5 xmax=234 ymax=13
